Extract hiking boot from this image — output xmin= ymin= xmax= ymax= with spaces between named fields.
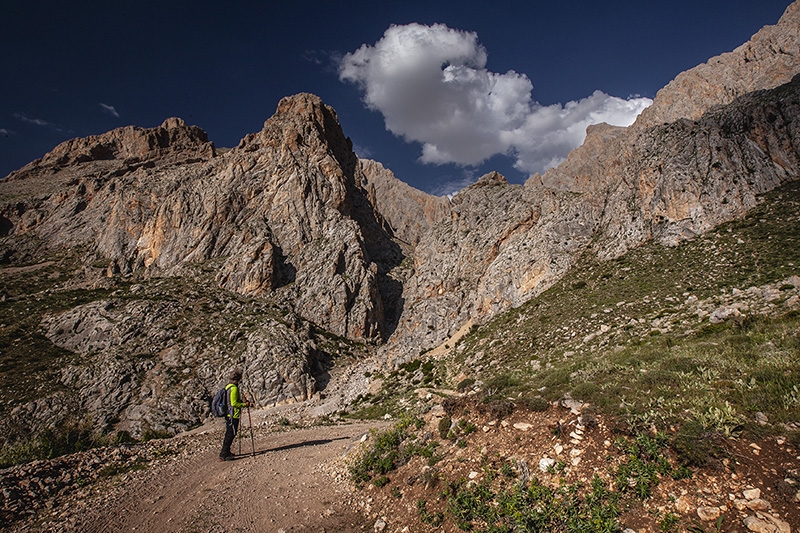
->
xmin=223 ymin=455 xmax=236 ymax=461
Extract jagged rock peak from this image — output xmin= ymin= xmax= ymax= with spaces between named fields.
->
xmin=6 ymin=117 xmax=213 ymax=178
xmin=160 ymin=116 xmax=188 ymax=129
xmin=466 ymin=171 xmax=508 ymax=190
xmin=273 ymin=92 xmax=340 ymax=123
xmin=634 ymin=0 xmax=800 ymax=129
xmin=237 ymin=93 xmax=355 ymax=171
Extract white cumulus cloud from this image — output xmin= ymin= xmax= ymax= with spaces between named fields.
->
xmin=339 ymin=23 xmax=651 ymax=175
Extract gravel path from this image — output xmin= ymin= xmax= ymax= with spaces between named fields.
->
xmin=23 ymin=421 xmax=385 ymax=533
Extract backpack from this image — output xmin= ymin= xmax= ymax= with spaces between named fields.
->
xmin=211 ymin=385 xmax=230 ymax=417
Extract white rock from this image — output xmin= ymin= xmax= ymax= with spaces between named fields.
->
xmin=562 ymin=399 xmax=583 ymax=414
xmin=539 ymin=457 xmax=556 ymax=472
xmin=734 ymin=499 xmax=748 ymax=511
xmin=746 ymin=499 xmax=771 ymax=511
xmin=513 ymin=422 xmax=533 ymax=431
xmin=710 ymin=305 xmax=742 ymax=323
xmin=675 ymin=495 xmax=692 ymax=514
xmin=743 ymin=488 xmax=762 ymax=500
xmin=696 ymin=506 xmax=721 ymax=521
xmin=744 ymin=513 xmax=791 ymax=533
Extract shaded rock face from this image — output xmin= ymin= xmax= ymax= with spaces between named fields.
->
xmin=32 ymin=295 xmax=323 ymax=437
xmin=359 ymin=159 xmax=450 ymax=246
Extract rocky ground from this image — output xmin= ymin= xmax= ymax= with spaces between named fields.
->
xmin=2 ymin=396 xmax=798 ymax=533
xmin=1 ymin=413 xmax=389 ymax=533
xmin=353 ymin=398 xmax=800 ymax=533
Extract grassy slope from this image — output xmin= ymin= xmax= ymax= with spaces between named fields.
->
xmin=355 ymin=180 xmax=800 ymax=436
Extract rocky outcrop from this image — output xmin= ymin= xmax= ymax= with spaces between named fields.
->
xmin=7 ymin=282 xmax=325 ymax=438
xmin=634 ymin=1 xmax=800 ymax=129
xmin=0 ymin=94 xmax=399 ymax=441
xmin=359 ymin=159 xmax=450 ymax=245
xmin=0 ymin=93 xmax=397 ymax=342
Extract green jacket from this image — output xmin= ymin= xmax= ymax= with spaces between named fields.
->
xmin=226 ymin=383 xmax=247 ymax=419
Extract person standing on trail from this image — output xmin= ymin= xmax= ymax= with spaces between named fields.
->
xmin=220 ymin=368 xmax=249 ymax=461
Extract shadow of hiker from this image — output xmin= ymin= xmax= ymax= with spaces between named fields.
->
xmin=231 ymin=436 xmax=350 ymax=459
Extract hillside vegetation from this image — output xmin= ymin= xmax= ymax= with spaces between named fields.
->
xmin=341 ymin=182 xmax=800 ymax=533
xmin=353 ymin=180 xmax=800 ymax=435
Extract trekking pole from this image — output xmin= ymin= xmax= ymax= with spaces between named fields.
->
xmin=245 ymin=391 xmax=256 ymax=457
xmin=237 ymin=417 xmax=242 ymax=456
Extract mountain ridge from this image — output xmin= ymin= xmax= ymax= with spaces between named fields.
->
xmin=0 ymin=0 xmax=799 ymax=466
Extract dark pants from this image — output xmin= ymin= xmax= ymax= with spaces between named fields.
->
xmin=221 ymin=416 xmax=239 ymax=457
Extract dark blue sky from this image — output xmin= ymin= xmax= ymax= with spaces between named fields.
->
xmin=0 ymin=0 xmax=792 ymax=194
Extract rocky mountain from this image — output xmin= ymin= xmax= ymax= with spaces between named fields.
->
xmin=379 ymin=1 xmax=800 ymax=361
xmin=0 ymin=95 xmax=398 ymax=440
xmin=1 ymin=1 xmax=799 ymax=450
xmin=359 ymin=159 xmax=450 ymax=247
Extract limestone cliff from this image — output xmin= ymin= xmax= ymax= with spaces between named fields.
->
xmin=1 ymin=2 xmax=800 ymax=444
xmin=379 ymin=2 xmax=800 ymax=361
xmin=0 ymin=95 xmax=396 ymax=438
xmin=1 ymin=93 xmax=397 ymax=342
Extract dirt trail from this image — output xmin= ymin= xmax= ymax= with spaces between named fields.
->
xmin=58 ymin=422 xmax=384 ymax=533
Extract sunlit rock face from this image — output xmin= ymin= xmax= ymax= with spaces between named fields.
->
xmin=0 ymin=3 xmax=799 ymax=440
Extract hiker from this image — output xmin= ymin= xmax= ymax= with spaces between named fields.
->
xmin=219 ymin=368 xmax=249 ymax=461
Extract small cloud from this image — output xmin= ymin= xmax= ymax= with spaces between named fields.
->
xmin=429 ymin=170 xmax=479 ymax=198
xmin=14 ymin=112 xmax=51 ymax=127
xmin=100 ymin=103 xmax=120 ymax=118
xmin=13 ymin=112 xmax=64 ymax=132
xmin=0 ymin=128 xmax=14 ymax=137
xmin=303 ymin=49 xmax=342 ymax=73
xmin=351 ymin=143 xmax=374 ymax=159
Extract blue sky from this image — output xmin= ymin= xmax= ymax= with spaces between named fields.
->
xmin=0 ymin=0 xmax=791 ymax=195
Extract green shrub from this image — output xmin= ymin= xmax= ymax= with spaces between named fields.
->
xmin=671 ymin=421 xmax=727 ymax=468
xmin=525 ymin=396 xmax=550 ymax=412
xmin=0 ymin=419 xmax=108 ymax=468
xmin=479 ymin=399 xmax=515 ymax=420
xmin=417 ymin=500 xmax=444 ymax=527
xmin=457 ymin=377 xmax=476 ymax=392
xmin=438 ymin=416 xmax=452 ymax=439
xmin=348 ymin=416 xmax=428 ymax=486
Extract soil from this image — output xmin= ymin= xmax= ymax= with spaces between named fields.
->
xmin=358 ymin=400 xmax=800 ymax=533
xmin=3 ymin=402 xmax=799 ymax=533
xmin=6 ymin=419 xmax=389 ymax=533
